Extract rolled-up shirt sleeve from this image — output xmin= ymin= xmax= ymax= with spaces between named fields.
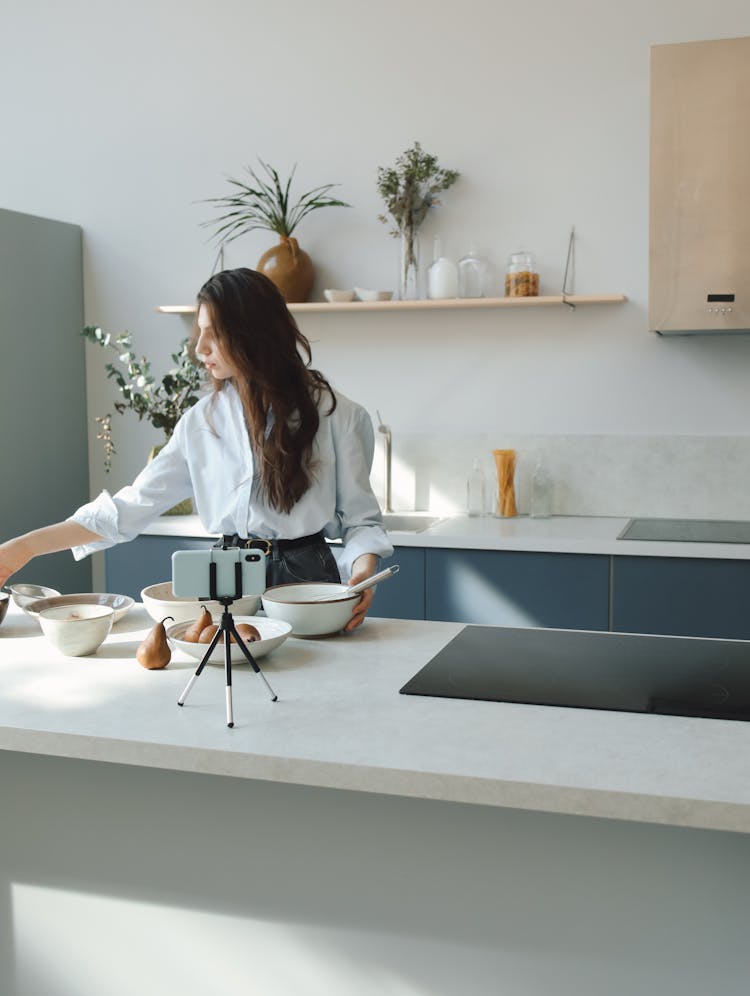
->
xmin=330 ymin=402 xmax=393 ymax=580
xmin=68 ymin=424 xmax=193 ymax=561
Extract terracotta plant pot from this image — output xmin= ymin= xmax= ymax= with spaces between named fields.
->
xmin=257 ymin=236 xmax=314 ymax=303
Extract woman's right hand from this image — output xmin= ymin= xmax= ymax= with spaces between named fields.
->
xmin=0 ymin=537 xmax=33 ymax=588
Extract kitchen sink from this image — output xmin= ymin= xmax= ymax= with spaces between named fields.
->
xmin=381 ymin=513 xmax=442 ymax=533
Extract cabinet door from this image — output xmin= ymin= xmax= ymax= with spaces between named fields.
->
xmin=0 ymin=209 xmax=91 ymax=594
xmin=106 ymin=536 xmax=212 ymax=600
xmin=370 ymin=548 xmax=425 ymax=620
xmin=426 ymin=549 xmax=609 ymax=630
xmin=612 ymin=556 xmax=750 ymax=639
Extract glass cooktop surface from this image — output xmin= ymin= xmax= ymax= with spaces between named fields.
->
xmin=618 ymin=518 xmax=750 ymax=543
xmin=399 ymin=625 xmax=750 ymax=721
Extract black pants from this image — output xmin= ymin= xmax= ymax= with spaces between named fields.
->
xmin=214 ymin=533 xmax=341 ymax=588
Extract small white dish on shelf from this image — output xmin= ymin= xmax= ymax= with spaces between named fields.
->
xmin=323 ymin=289 xmax=355 ymax=302
xmin=354 ymin=288 xmax=393 ymax=302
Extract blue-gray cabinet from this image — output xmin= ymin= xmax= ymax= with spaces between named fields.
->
xmin=612 ymin=555 xmax=750 ymax=640
xmin=106 ymin=536 xmax=212 ymax=599
xmin=425 ymin=549 xmax=610 ymax=630
xmin=371 ymin=548 xmax=425 ymax=620
xmin=106 ymin=534 xmax=750 ymax=640
xmin=0 ymin=208 xmax=91 ymax=593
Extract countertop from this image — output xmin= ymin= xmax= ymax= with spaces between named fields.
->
xmin=143 ymin=513 xmax=750 ymax=560
xmin=1 ymin=603 xmax=750 ymax=834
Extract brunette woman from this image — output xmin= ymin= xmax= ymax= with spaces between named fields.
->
xmin=0 ymin=268 xmax=392 ymax=631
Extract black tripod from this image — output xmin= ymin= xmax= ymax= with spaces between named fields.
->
xmin=177 ymin=559 xmax=277 ymax=727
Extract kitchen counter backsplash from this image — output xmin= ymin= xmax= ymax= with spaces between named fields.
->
xmin=370 ymin=432 xmax=750 ymax=520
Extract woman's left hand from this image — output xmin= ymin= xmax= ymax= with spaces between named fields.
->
xmin=344 ymin=554 xmax=378 ymax=632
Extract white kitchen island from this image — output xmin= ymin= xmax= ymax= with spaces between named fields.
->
xmin=1 ymin=604 xmax=750 ymax=995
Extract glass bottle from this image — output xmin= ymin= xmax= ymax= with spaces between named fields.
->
xmin=530 ymin=457 xmax=552 ymax=518
xmin=466 ymin=458 xmax=487 ymax=517
xmin=427 ymin=237 xmax=458 ymax=299
xmin=458 ymin=244 xmax=486 ymax=298
xmin=505 ymin=248 xmax=539 ymax=297
xmin=399 ymin=229 xmax=420 ymax=300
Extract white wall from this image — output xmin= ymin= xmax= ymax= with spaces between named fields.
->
xmin=3 ymin=0 xmax=750 ymax=514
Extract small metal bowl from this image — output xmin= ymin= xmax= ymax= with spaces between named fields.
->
xmin=0 ymin=592 xmax=9 ymax=627
xmin=7 ymin=583 xmax=61 ymax=613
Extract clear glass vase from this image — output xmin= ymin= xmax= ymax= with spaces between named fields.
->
xmin=398 ymin=230 xmax=420 ymax=300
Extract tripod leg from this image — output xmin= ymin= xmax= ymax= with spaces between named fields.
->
xmin=224 ymin=630 xmax=234 ymax=728
xmin=227 ymin=619 xmax=278 ymax=702
xmin=177 ymin=626 xmax=223 ymax=706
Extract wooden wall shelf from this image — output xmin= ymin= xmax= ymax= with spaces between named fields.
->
xmin=155 ymin=294 xmax=627 ymax=316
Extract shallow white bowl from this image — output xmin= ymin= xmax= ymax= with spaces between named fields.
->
xmin=26 ymin=592 xmax=134 ymax=623
xmin=323 ymin=288 xmax=355 ymax=302
xmin=261 ymin=582 xmax=359 ymax=637
xmin=354 ymin=287 xmax=393 ymax=302
xmin=166 ymin=616 xmax=292 ymax=664
xmin=38 ymin=604 xmax=114 ymax=656
xmin=8 ymin=583 xmax=61 ymax=612
xmin=140 ymin=582 xmax=260 ymax=625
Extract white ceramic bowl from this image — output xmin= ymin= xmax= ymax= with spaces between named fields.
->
xmin=26 ymin=592 xmax=134 ymax=623
xmin=323 ymin=288 xmax=355 ymax=303
xmin=140 ymin=582 xmax=261 ymax=625
xmin=354 ymin=287 xmax=393 ymax=302
xmin=166 ymin=616 xmax=292 ymax=664
xmin=261 ymin=582 xmax=359 ymax=637
xmin=38 ymin=603 xmax=114 ymax=656
xmin=8 ymin=583 xmax=61 ymax=612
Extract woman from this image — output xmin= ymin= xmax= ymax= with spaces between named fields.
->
xmin=0 ymin=268 xmax=393 ymax=631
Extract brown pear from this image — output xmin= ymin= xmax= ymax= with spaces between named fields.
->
xmin=136 ymin=615 xmax=173 ymax=670
xmin=182 ymin=606 xmax=213 ymax=644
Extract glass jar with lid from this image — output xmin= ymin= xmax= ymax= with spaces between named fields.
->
xmin=505 ymin=248 xmax=539 ymax=297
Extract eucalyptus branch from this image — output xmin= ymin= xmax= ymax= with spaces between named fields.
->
xmin=81 ymin=325 xmax=204 ymax=472
xmin=376 ymin=141 xmax=459 ymax=239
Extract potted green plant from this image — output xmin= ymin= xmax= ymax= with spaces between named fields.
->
xmin=202 ymin=159 xmax=350 ymax=302
xmin=82 ymin=325 xmax=204 ymax=514
xmin=376 ymin=141 xmax=459 ymax=299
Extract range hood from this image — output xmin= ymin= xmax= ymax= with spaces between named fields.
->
xmin=649 ymin=36 xmax=750 ymax=335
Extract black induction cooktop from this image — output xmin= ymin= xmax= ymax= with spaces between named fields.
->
xmin=399 ymin=625 xmax=750 ymax=721
xmin=618 ymin=517 xmax=750 ymax=543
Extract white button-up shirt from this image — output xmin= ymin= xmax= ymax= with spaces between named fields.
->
xmin=69 ymin=384 xmax=393 ymax=581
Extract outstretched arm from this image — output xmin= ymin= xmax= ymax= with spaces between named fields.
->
xmin=0 ymin=522 xmax=103 ymax=588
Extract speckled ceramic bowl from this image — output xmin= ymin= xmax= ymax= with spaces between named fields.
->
xmin=141 ymin=582 xmax=260 ymax=625
xmin=261 ymin=582 xmax=359 ymax=637
xmin=26 ymin=592 xmax=134 ymax=623
xmin=37 ymin=603 xmax=114 ymax=656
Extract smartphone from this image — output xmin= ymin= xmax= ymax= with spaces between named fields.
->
xmin=172 ymin=549 xmax=267 ymax=600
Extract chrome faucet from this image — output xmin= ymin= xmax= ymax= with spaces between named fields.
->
xmin=376 ymin=410 xmax=393 ymax=512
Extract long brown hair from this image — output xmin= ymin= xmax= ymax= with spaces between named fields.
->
xmin=193 ymin=268 xmax=336 ymax=514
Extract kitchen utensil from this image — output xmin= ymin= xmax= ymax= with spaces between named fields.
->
xmin=304 ymin=565 xmax=400 ymax=602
